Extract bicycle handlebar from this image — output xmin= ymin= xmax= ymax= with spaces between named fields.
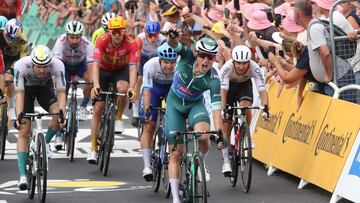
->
xmin=69 ymin=81 xmax=93 ymax=86
xmin=172 ymin=129 xmax=226 ymax=151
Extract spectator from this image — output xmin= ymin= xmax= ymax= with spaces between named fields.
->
xmin=161 ymin=3 xmax=182 ymax=31
xmin=0 ymin=0 xmax=22 ymax=21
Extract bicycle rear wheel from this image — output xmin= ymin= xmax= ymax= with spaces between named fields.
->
xmin=102 ymin=110 xmax=115 ymax=176
xmin=229 ymin=123 xmax=240 ymax=187
xmin=36 ymin=133 xmax=47 ymax=203
xmin=68 ymin=106 xmax=77 ymax=162
xmin=192 ymin=155 xmax=207 ymax=203
xmin=26 ymin=158 xmax=36 ymax=199
xmin=151 ymin=128 xmax=162 ymax=192
xmin=239 ymin=125 xmax=252 ymax=193
xmin=0 ymin=103 xmax=8 ymax=160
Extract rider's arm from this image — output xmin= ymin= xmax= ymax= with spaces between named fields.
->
xmin=251 ymin=61 xmax=269 ymax=107
xmin=53 ymin=58 xmax=67 ymax=113
xmin=142 ymin=60 xmax=154 ymax=111
xmin=52 ymin=37 xmax=64 ymax=60
xmin=14 ymin=61 xmax=25 ymax=117
xmin=85 ymin=38 xmax=95 ymax=64
xmin=219 ymin=60 xmax=232 ymax=110
xmin=128 ymin=39 xmax=140 ymax=90
xmin=93 ymin=40 xmax=104 ymax=89
xmin=209 ymin=76 xmax=223 ymax=130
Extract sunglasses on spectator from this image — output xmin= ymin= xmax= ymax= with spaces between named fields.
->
xmin=197 ymin=52 xmax=216 ymax=60
xmin=110 ymin=28 xmax=126 ymax=36
xmin=147 ymin=33 xmax=159 ymax=38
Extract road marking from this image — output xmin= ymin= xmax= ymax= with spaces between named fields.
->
xmin=48 ymin=181 xmax=126 ymax=188
xmin=0 ymin=200 xmax=9 ymax=202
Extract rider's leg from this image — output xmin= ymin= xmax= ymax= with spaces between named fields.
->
xmin=16 ymin=120 xmax=31 ymax=177
xmin=140 ymin=120 xmax=156 ymax=179
xmin=90 ymin=101 xmax=104 ymax=152
xmin=168 ymin=144 xmax=184 ymax=203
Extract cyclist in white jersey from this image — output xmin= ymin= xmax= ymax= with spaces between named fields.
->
xmin=14 ymin=45 xmax=66 ymax=190
xmin=220 ymin=45 xmax=270 ymax=175
xmin=140 ymin=43 xmax=177 ymax=181
xmin=131 ymin=21 xmax=166 ymax=127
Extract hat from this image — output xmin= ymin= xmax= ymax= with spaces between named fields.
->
xmin=314 ymin=0 xmax=334 ymax=10
xmin=225 ymin=0 xmax=246 ymax=13
xmin=212 ymin=21 xmax=225 ymax=34
xmin=247 ymin=10 xmax=272 ymax=30
xmin=274 ymin=2 xmax=291 ymax=16
xmin=272 ymin=32 xmax=283 ymax=44
xmin=161 ymin=3 xmax=178 ymax=16
xmin=207 ymin=8 xmax=224 ymax=21
xmin=243 ymin=3 xmax=268 ymax=20
xmin=281 ymin=10 xmax=304 ymax=33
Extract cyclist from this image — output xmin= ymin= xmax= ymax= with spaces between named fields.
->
xmin=0 ymin=18 xmax=29 ymax=120
xmin=166 ymin=34 xmax=225 ymax=203
xmin=140 ymin=43 xmax=177 ymax=181
xmin=87 ymin=16 xmax=138 ymax=164
xmin=92 ymin=12 xmax=117 ymax=45
xmin=52 ymin=20 xmax=94 ymax=149
xmin=13 ymin=45 xmax=66 ymax=190
xmin=132 ymin=21 xmax=166 ymax=127
xmin=220 ymin=45 xmax=270 ymax=173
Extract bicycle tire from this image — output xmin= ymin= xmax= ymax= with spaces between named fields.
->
xmin=161 ymin=134 xmax=171 ymax=198
xmin=102 ymin=109 xmax=115 ymax=176
xmin=68 ymin=104 xmax=77 ymax=162
xmin=239 ymin=124 xmax=252 ymax=193
xmin=98 ymin=120 xmax=105 ymax=171
xmin=27 ymin=158 xmax=36 ymax=199
xmin=229 ymin=123 xmax=240 ymax=187
xmin=0 ymin=103 xmax=8 ymax=160
xmin=152 ymin=128 xmax=162 ymax=192
xmin=192 ymin=155 xmax=207 ymax=203
xmin=36 ymin=133 xmax=47 ymax=203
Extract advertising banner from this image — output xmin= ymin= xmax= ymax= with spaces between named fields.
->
xmin=301 ymin=100 xmax=360 ymax=192
xmin=271 ymin=91 xmax=332 ymax=178
xmin=331 ymin=130 xmax=360 ymax=203
xmin=252 ymin=82 xmax=296 ymax=165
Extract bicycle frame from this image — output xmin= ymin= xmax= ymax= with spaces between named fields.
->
xmin=28 ymin=116 xmax=46 ymax=173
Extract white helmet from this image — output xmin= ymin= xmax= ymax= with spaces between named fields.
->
xmin=5 ymin=18 xmax=22 ymax=40
xmin=31 ymin=45 xmax=52 ymax=66
xmin=101 ymin=12 xmax=117 ymax=26
xmin=195 ymin=37 xmax=219 ymax=55
xmin=232 ymin=45 xmax=252 ymax=62
xmin=66 ymin=20 xmax=84 ymax=35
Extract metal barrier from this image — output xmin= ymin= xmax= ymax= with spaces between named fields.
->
xmin=329 ymin=0 xmax=360 ymax=104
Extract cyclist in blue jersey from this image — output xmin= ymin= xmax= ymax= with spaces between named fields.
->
xmin=165 ymin=31 xmax=225 ymax=203
xmin=140 ymin=43 xmax=177 ymax=181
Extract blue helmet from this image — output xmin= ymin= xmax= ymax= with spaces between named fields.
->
xmin=157 ymin=43 xmax=177 ymax=61
xmin=145 ymin=21 xmax=160 ymax=34
xmin=0 ymin=16 xmax=8 ymax=29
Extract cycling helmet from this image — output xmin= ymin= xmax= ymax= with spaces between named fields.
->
xmin=145 ymin=21 xmax=160 ymax=34
xmin=0 ymin=16 xmax=8 ymax=29
xmin=5 ymin=18 xmax=22 ymax=40
xmin=66 ymin=20 xmax=84 ymax=35
xmin=157 ymin=43 xmax=177 ymax=60
xmin=195 ymin=37 xmax=219 ymax=55
xmin=31 ymin=45 xmax=52 ymax=67
xmin=101 ymin=12 xmax=117 ymax=26
xmin=108 ymin=17 xmax=127 ymax=29
xmin=232 ymin=45 xmax=252 ymax=62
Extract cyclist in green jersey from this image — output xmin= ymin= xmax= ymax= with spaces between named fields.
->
xmin=165 ymin=30 xmax=225 ymax=203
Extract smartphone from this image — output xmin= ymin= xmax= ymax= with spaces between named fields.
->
xmin=234 ymin=0 xmax=240 ymax=10
xmin=130 ymin=3 xmax=135 ymax=14
xmin=218 ymin=0 xmax=222 ymax=4
xmin=264 ymin=9 xmax=273 ymax=23
xmin=275 ymin=14 xmax=282 ymax=27
xmin=204 ymin=0 xmax=210 ymax=10
xmin=237 ymin=13 xmax=243 ymax=26
xmin=225 ymin=8 xmax=230 ymax=19
xmin=279 ymin=50 xmax=285 ymax=58
xmin=188 ymin=0 xmax=193 ymax=12
xmin=268 ymin=46 xmax=276 ymax=55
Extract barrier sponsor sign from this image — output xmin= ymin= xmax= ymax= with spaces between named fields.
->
xmin=301 ymin=99 xmax=360 ymax=192
xmin=270 ymin=91 xmax=332 ymax=178
xmin=331 ymin=130 xmax=360 ymax=203
xmin=252 ymin=82 xmax=296 ymax=165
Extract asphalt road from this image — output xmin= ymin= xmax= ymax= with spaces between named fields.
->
xmin=0 ymin=101 xmax=352 ymax=203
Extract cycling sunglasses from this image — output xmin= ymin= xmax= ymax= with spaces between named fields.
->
xmin=197 ymin=52 xmax=216 ymax=60
xmin=146 ymin=33 xmax=159 ymax=38
xmin=110 ymin=28 xmax=126 ymax=36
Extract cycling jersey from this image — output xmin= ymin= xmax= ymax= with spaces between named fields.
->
xmin=53 ymin=34 xmax=94 ymax=66
xmin=135 ymin=32 xmax=166 ymax=59
xmin=92 ymin=27 xmax=106 ymax=45
xmin=14 ymin=56 xmax=66 ymax=91
xmin=219 ymin=59 xmax=266 ymax=91
xmin=94 ymin=33 xmax=139 ymax=71
xmin=0 ymin=50 xmax=4 ymax=74
xmin=0 ymin=31 xmax=28 ymax=69
xmin=142 ymin=57 xmax=174 ymax=90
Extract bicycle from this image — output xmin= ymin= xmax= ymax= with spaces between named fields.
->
xmin=96 ymin=83 xmax=128 ymax=176
xmin=146 ymin=98 xmax=171 ymax=197
xmin=17 ymin=111 xmax=64 ymax=203
xmin=224 ymin=104 xmax=262 ymax=193
xmin=173 ymin=129 xmax=225 ymax=203
xmin=63 ymin=78 xmax=92 ymax=162
xmin=0 ymin=80 xmax=14 ymax=160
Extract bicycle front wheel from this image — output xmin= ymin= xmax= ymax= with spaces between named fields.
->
xmin=36 ymin=133 xmax=47 ymax=203
xmin=0 ymin=103 xmax=8 ymax=160
xmin=192 ymin=155 xmax=207 ymax=203
xmin=239 ymin=125 xmax=252 ymax=193
xmin=151 ymin=127 xmax=162 ymax=192
xmin=102 ymin=110 xmax=115 ymax=176
xmin=26 ymin=158 xmax=36 ymax=199
xmin=229 ymin=123 xmax=240 ymax=187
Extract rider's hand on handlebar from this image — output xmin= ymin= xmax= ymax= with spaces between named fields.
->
xmin=127 ymin=88 xmax=137 ymax=103
xmin=262 ymin=105 xmax=270 ymax=120
xmin=14 ymin=112 xmax=24 ymax=130
xmin=91 ymin=87 xmax=100 ymax=100
xmin=58 ymin=110 xmax=66 ymax=128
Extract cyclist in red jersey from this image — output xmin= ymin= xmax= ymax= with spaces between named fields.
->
xmin=87 ymin=16 xmax=139 ymax=164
